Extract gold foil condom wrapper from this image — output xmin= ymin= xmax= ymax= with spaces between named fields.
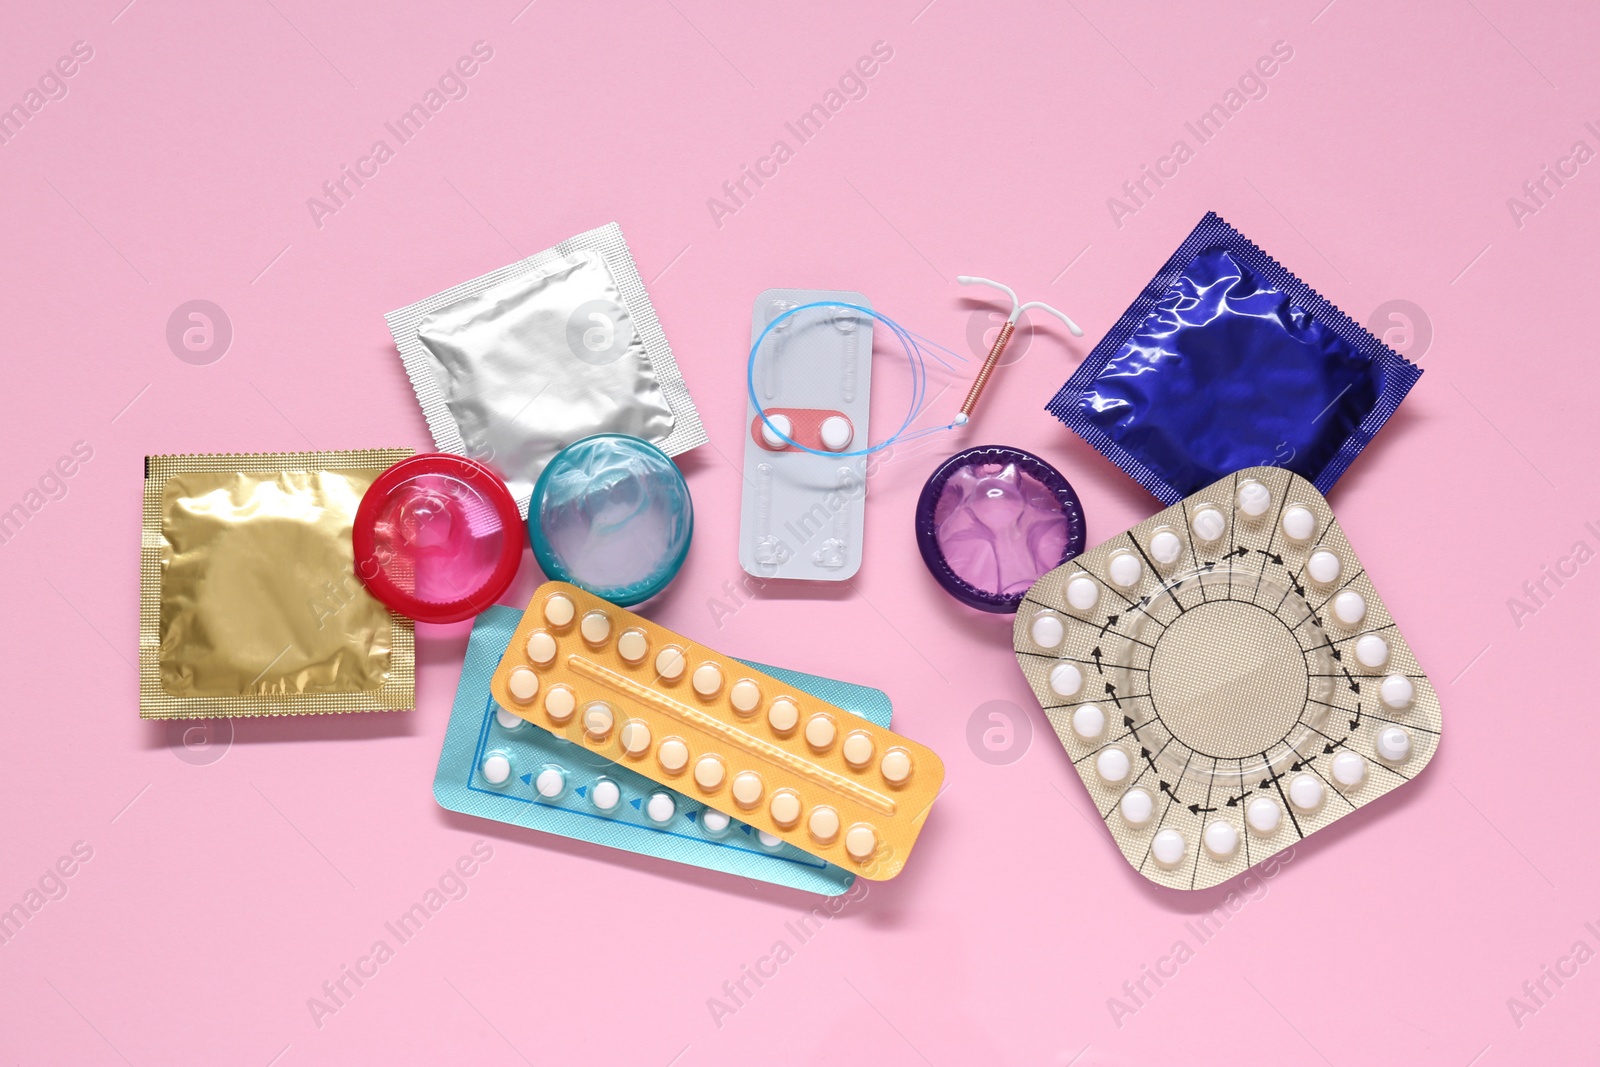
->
xmin=139 ymin=449 xmax=416 ymax=719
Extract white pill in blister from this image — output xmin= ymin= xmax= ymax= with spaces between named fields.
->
xmin=732 ymin=770 xmax=764 ymax=807
xmin=1282 ymin=505 xmax=1316 ymax=541
xmin=1237 ymin=480 xmax=1271 ymax=517
xmin=880 ymin=749 xmax=913 ymax=785
xmin=730 ymin=679 xmax=761 ymax=714
xmin=760 ymin=413 xmax=793 ymax=449
xmin=758 ymin=830 xmax=784 ymax=848
xmin=1355 ymin=633 xmax=1390 ymax=668
xmin=1191 ymin=507 xmax=1225 ymax=542
xmin=1333 ymin=590 xmax=1366 ymax=626
xmin=820 ymin=416 xmax=853 ymax=451
xmin=494 ymin=708 xmax=524 ymax=730
xmin=1071 ymin=704 xmax=1106 ymax=741
xmin=845 ymin=824 xmax=877 ymax=861
xmin=580 ymin=610 xmax=611 ymax=644
xmin=808 ymin=805 xmax=840 ymax=842
xmin=1376 ymin=726 xmax=1412 ymax=762
xmin=701 ymin=809 xmax=731 ymax=833
xmin=1108 ymin=553 xmax=1142 ymax=587
xmin=1331 ymin=751 xmax=1367 ymax=787
xmin=1049 ymin=662 xmax=1083 ymax=698
xmin=480 ymin=753 xmax=511 ymax=785
xmin=543 ymin=594 xmax=575 ymax=627
xmin=770 ymin=790 xmax=802 ymax=826
xmin=592 ymin=778 xmax=620 ymax=811
xmin=842 ymin=731 xmax=874 ymax=768
xmin=1380 ymin=674 xmax=1415 ymax=710
xmin=646 ymin=792 xmax=676 ymax=823
xmin=1120 ymin=787 xmax=1153 ymax=826
xmin=535 ymin=768 xmax=566 ymax=799
xmin=1308 ymin=550 xmax=1341 ymax=584
xmin=507 ymin=667 xmax=539 ymax=703
xmin=655 ymin=646 xmax=686 ymax=681
xmin=768 ymin=697 xmax=799 ymax=733
xmin=1031 ymin=612 xmax=1065 ymax=649
xmin=1204 ymin=820 xmax=1240 ymax=857
xmin=805 ymin=714 xmax=836 ymax=750
xmin=525 ymin=630 xmax=557 ymax=665
xmin=1246 ymin=796 xmax=1281 ymax=834
xmin=1096 ymin=747 xmax=1131 ymax=783
xmin=617 ymin=629 xmax=649 ymax=663
xmin=658 ymin=738 xmax=689 ymax=773
xmin=619 ymin=720 xmax=652 ymax=756
xmin=1152 ymin=829 xmax=1186 ymax=866
xmin=1150 ymin=530 xmax=1182 ymax=565
xmin=1288 ymin=772 xmax=1324 ymax=810
xmin=545 ymin=686 xmax=576 ymax=723
xmin=694 ymin=755 xmax=725 ymax=790
xmin=692 ymin=662 xmax=723 ymax=696
xmin=583 ymin=702 xmax=614 ymax=738
xmin=1066 ymin=575 xmax=1099 ymax=611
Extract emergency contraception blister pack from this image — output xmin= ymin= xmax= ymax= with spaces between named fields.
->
xmin=490 ymin=583 xmax=944 ymax=880
xmin=738 ymin=289 xmax=872 ymax=582
xmin=438 ymin=606 xmax=894 ymax=895
xmin=1013 ymin=466 xmax=1441 ymax=890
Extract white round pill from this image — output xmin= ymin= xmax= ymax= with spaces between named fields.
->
xmin=1150 ymin=530 xmax=1182 ymax=565
xmin=1246 ymin=796 xmax=1281 ymax=834
xmin=694 ymin=755 xmax=725 ymax=791
xmin=1380 ymin=674 xmax=1415 ymax=710
xmin=701 ymin=809 xmax=731 ymax=833
xmin=808 ymin=805 xmax=840 ymax=842
xmin=1152 ymin=829 xmax=1186 ymax=866
xmin=1237 ymin=481 xmax=1271 ymax=517
xmin=758 ymin=830 xmax=783 ymax=849
xmin=619 ymin=719 xmax=652 ymax=756
xmin=507 ymin=667 xmax=539 ymax=703
xmin=495 ymin=708 xmax=524 ymax=730
xmin=658 ymin=738 xmax=689 ymax=773
xmin=770 ymin=790 xmax=802 ymax=826
xmin=1119 ymin=787 xmax=1153 ymax=826
xmin=845 ymin=824 xmax=878 ymax=862
xmin=617 ymin=629 xmax=649 ymax=663
xmin=805 ymin=714 xmax=836 ymax=750
xmin=592 ymin=778 xmax=621 ymax=811
xmin=543 ymin=593 xmax=575 ymax=627
xmin=1031 ymin=612 xmax=1065 ymax=649
xmin=880 ymin=749 xmax=913 ymax=785
xmin=730 ymin=679 xmax=761 ymax=714
xmin=1204 ymin=820 xmax=1240 ymax=857
xmin=655 ymin=646 xmax=687 ymax=681
xmin=1288 ymin=772 xmax=1324 ymax=811
xmin=732 ymin=770 xmax=764 ymax=807
xmin=842 ymin=731 xmax=874 ymax=768
xmin=1308 ymin=550 xmax=1341 ymax=584
xmin=768 ymin=697 xmax=800 ymax=733
xmin=692 ymin=662 xmax=723 ymax=697
xmin=1071 ymin=703 xmax=1106 ymax=741
xmin=820 ymin=416 xmax=853 ymax=451
xmin=580 ymin=610 xmax=611 ymax=644
xmin=1066 ymin=575 xmax=1099 ymax=611
xmin=1108 ymin=552 xmax=1142 ymax=587
xmin=582 ymin=701 xmax=614 ymax=739
xmin=760 ymin=413 xmax=793 ymax=449
xmin=646 ymin=792 xmax=676 ymax=823
xmin=535 ymin=767 xmax=565 ymax=799
xmin=1376 ymin=726 xmax=1412 ymax=762
xmin=1191 ymin=507 xmax=1225 ymax=542
xmin=480 ymin=753 xmax=511 ymax=786
xmin=1355 ymin=633 xmax=1390 ymax=668
xmin=1331 ymin=751 xmax=1367 ymax=787
xmin=525 ymin=630 xmax=557 ymax=665
xmin=1282 ymin=505 xmax=1316 ymax=541
xmin=1096 ymin=746 xmax=1131 ymax=783
xmin=1333 ymin=590 xmax=1366 ymax=626
xmin=544 ymin=685 xmax=575 ymax=723
xmin=1049 ymin=662 xmax=1083 ymax=698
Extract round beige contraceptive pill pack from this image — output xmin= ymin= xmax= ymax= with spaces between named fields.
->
xmin=1013 ymin=466 xmax=1442 ymax=891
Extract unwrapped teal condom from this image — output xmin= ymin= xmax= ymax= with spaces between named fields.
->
xmin=528 ymin=434 xmax=692 ymax=606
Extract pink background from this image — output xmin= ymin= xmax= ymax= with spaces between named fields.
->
xmin=2 ymin=0 xmax=1595 ymax=1063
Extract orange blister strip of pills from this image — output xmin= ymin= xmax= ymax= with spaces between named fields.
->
xmin=490 ymin=582 xmax=945 ymax=880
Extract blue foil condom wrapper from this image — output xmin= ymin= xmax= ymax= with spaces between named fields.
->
xmin=1048 ymin=212 xmax=1421 ymax=504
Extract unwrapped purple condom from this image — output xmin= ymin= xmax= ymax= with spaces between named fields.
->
xmin=915 ymin=446 xmax=1087 ymax=613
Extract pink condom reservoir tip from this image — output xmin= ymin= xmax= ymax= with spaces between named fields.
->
xmin=353 ymin=453 xmax=523 ymax=624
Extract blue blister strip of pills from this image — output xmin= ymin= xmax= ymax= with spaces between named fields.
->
xmin=435 ymin=605 xmax=893 ymax=895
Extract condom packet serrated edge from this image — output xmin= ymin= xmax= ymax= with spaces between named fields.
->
xmin=139 ymin=449 xmax=416 ymax=720
xmin=384 ymin=222 xmax=706 ymax=517
xmin=435 ymin=605 xmax=891 ymax=895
